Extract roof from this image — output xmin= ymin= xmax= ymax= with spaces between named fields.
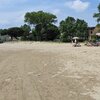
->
xmin=88 ymin=27 xmax=95 ymax=30
xmin=96 ymin=33 xmax=100 ymax=36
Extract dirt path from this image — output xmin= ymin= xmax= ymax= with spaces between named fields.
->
xmin=0 ymin=42 xmax=100 ymax=100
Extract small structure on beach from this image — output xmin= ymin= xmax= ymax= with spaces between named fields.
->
xmin=72 ymin=37 xmax=79 ymax=43
xmin=72 ymin=37 xmax=79 ymax=40
xmin=96 ymin=33 xmax=100 ymax=36
xmin=72 ymin=37 xmax=81 ymax=47
xmin=95 ymin=33 xmax=100 ymax=42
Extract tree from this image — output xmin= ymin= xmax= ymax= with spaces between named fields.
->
xmin=21 ymin=24 xmax=31 ymax=34
xmin=75 ymin=19 xmax=88 ymax=40
xmin=0 ymin=29 xmax=8 ymax=36
xmin=21 ymin=24 xmax=31 ymax=40
xmin=59 ymin=17 xmax=88 ymax=42
xmin=24 ymin=11 xmax=57 ymax=41
xmin=42 ymin=24 xmax=60 ymax=41
xmin=93 ymin=3 xmax=100 ymax=24
xmin=24 ymin=28 xmax=37 ymax=41
xmin=7 ymin=27 xmax=24 ymax=40
xmin=59 ymin=17 xmax=76 ymax=42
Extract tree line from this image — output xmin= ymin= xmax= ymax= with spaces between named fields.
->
xmin=0 ymin=10 xmax=90 ymax=42
xmin=1 ymin=3 xmax=100 ymax=42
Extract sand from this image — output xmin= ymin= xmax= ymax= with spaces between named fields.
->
xmin=0 ymin=41 xmax=100 ymax=100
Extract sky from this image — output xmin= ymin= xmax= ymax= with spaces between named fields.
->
xmin=0 ymin=0 xmax=99 ymax=29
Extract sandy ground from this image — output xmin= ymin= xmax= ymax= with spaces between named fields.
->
xmin=0 ymin=41 xmax=100 ymax=100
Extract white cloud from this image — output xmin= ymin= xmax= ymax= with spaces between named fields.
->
xmin=65 ymin=0 xmax=90 ymax=12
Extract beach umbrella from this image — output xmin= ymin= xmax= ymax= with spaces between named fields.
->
xmin=96 ymin=33 xmax=100 ymax=36
xmin=72 ymin=37 xmax=79 ymax=39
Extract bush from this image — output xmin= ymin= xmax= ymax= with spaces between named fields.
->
xmin=60 ymin=32 xmax=71 ymax=42
xmin=91 ymin=35 xmax=97 ymax=42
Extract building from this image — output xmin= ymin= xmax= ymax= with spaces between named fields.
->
xmin=88 ymin=27 xmax=95 ymax=40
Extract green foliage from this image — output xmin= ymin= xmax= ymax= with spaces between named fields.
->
xmin=59 ymin=17 xmax=88 ymax=42
xmin=0 ymin=27 xmax=25 ymax=41
xmin=42 ymin=24 xmax=60 ymax=41
xmin=0 ymin=29 xmax=8 ymax=35
xmin=7 ymin=27 xmax=24 ymax=40
xmin=93 ymin=3 xmax=100 ymax=24
xmin=24 ymin=11 xmax=57 ymax=41
xmin=60 ymin=32 xmax=71 ymax=42
xmin=20 ymin=24 xmax=31 ymax=40
xmin=0 ymin=10 xmax=89 ymax=42
xmin=75 ymin=19 xmax=88 ymax=39
xmin=91 ymin=34 xmax=97 ymax=42
xmin=96 ymin=24 xmax=100 ymax=27
xmin=28 ymin=29 xmax=36 ymax=41
xmin=21 ymin=27 xmax=37 ymax=41
xmin=21 ymin=24 xmax=31 ymax=34
xmin=24 ymin=11 xmax=57 ymax=25
xmin=60 ymin=17 xmax=76 ymax=38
